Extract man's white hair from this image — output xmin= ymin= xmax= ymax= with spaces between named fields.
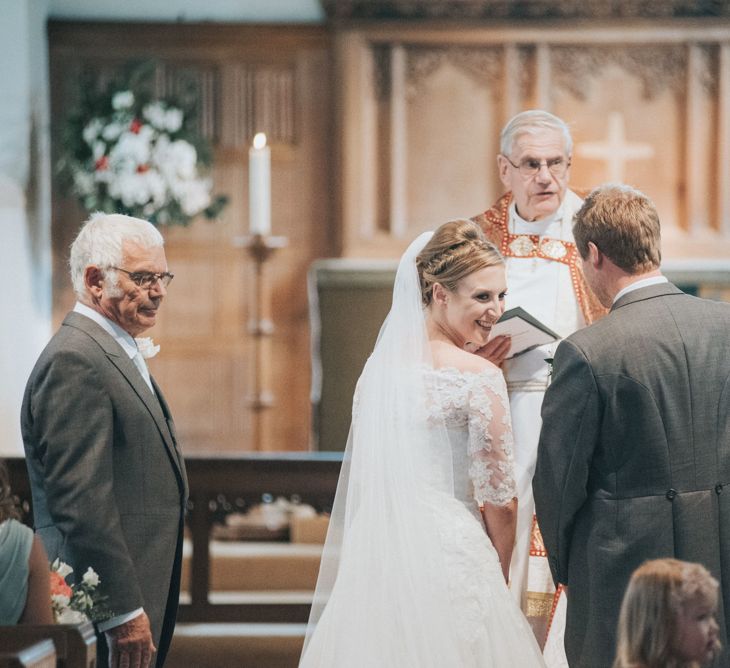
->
xmin=69 ymin=212 xmax=164 ymax=299
xmin=500 ymin=109 xmax=573 ymax=157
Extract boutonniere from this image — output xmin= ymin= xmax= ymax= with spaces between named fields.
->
xmin=135 ymin=337 xmax=160 ymax=359
xmin=545 ymin=357 xmax=554 ymax=376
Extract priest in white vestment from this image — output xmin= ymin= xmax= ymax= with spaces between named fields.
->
xmin=471 ymin=110 xmax=606 ymax=663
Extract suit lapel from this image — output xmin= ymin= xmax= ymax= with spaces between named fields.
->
xmin=152 ymin=377 xmax=189 ymax=499
xmin=63 ymin=312 xmax=186 ymax=493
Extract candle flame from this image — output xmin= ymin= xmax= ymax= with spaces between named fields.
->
xmin=253 ymin=132 xmax=267 ymax=150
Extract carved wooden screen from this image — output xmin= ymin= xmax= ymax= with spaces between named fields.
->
xmin=334 ymin=22 xmax=730 ymax=262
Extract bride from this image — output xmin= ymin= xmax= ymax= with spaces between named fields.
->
xmin=300 ymin=220 xmax=545 ymax=667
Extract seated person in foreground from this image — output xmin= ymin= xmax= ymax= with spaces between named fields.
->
xmin=0 ymin=459 xmax=53 ymax=625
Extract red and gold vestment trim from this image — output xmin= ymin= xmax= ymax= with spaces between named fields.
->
xmin=470 ymin=192 xmax=607 ymax=325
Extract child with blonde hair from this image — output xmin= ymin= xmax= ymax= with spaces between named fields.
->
xmin=614 ymin=558 xmax=721 ymax=668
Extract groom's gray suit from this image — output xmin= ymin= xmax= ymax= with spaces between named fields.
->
xmin=534 ymin=282 xmax=730 ymax=668
xmin=22 ymin=311 xmax=188 ymax=663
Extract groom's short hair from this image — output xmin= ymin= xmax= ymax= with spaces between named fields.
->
xmin=573 ymin=183 xmax=661 ymax=274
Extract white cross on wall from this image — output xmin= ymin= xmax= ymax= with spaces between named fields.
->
xmin=575 ymin=112 xmax=655 ymax=182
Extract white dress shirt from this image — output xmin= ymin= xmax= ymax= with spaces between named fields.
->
xmin=612 ymin=275 xmax=669 ymax=305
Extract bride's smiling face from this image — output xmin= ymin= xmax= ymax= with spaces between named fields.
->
xmin=432 ymin=264 xmax=507 ymax=349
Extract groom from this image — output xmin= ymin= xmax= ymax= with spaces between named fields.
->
xmin=22 ymin=212 xmax=188 ymax=667
xmin=533 ymin=184 xmax=730 ymax=667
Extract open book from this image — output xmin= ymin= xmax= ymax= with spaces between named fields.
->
xmin=488 ymin=307 xmax=560 ymax=359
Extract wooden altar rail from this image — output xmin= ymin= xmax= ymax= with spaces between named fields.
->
xmin=4 ymin=453 xmax=343 ymax=625
xmin=180 ymin=453 xmax=342 ymax=623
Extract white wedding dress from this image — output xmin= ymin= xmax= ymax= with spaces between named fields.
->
xmin=300 ymin=233 xmax=545 ymax=668
xmin=421 ymin=365 xmax=546 ymax=665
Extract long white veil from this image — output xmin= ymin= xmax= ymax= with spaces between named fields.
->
xmin=301 ymin=232 xmax=463 ymax=666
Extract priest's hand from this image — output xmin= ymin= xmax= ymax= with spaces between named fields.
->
xmin=107 ymin=612 xmax=156 ymax=668
xmin=474 ymin=335 xmax=511 ymax=367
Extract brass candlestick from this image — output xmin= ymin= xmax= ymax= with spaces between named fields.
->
xmin=234 ymin=233 xmax=288 ymax=450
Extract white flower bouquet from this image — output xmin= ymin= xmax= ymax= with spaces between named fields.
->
xmin=58 ymin=61 xmax=227 ymax=226
xmin=50 ymin=559 xmax=110 ymax=624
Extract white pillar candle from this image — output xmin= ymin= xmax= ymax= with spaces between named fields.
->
xmin=249 ymin=132 xmax=271 ymax=235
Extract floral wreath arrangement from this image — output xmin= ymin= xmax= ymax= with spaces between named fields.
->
xmin=57 ymin=61 xmax=227 ymax=226
xmin=50 ymin=559 xmax=110 ymax=624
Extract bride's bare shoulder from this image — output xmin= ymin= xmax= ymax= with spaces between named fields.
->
xmin=428 ymin=340 xmax=500 ymax=376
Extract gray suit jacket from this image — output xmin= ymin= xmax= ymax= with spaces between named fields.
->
xmin=533 ymin=283 xmax=730 ymax=668
xmin=21 ymin=312 xmax=188 ymax=648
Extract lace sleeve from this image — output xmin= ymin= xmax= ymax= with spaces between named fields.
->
xmin=467 ymin=370 xmax=516 ymax=507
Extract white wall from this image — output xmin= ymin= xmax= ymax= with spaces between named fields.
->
xmin=0 ymin=0 xmax=53 ymax=455
xmin=49 ymin=0 xmax=325 ymax=22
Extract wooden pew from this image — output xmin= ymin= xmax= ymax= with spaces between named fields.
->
xmin=0 ymin=623 xmax=96 ymax=668
xmin=0 ymin=638 xmax=56 ymax=668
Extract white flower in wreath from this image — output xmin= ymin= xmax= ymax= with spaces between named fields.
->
xmin=146 ymin=171 xmax=167 ymax=208
xmin=73 ymin=171 xmax=95 ymax=197
xmin=142 ymin=102 xmax=166 ymax=129
xmin=147 ymin=104 xmax=182 ymax=133
xmin=102 ymin=121 xmax=125 ymax=143
xmin=112 ymin=90 xmax=135 ymax=111
xmin=108 ymin=173 xmax=142 ymax=208
xmin=83 ymin=119 xmax=103 ymax=146
xmin=92 ymin=140 xmax=106 ymax=161
xmin=94 ymin=166 xmax=113 ymax=185
xmin=179 ymin=178 xmax=213 ymax=217
xmin=154 ymin=138 xmax=198 ymax=181
xmin=164 ymin=108 xmax=183 ymax=133
xmin=111 ymin=130 xmax=152 ymax=168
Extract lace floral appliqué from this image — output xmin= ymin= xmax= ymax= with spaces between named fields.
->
xmin=424 ymin=366 xmax=516 ymax=507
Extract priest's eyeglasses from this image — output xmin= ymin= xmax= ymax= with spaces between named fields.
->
xmin=111 ymin=267 xmax=174 ymax=288
xmin=502 ymin=155 xmax=571 ymax=178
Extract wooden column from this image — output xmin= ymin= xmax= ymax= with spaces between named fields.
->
xmin=685 ymin=43 xmax=710 ymax=232
xmin=535 ymin=43 xmax=551 ymax=110
xmin=360 ymin=40 xmax=378 ymax=240
xmin=338 ymin=32 xmax=377 ymax=247
xmin=719 ymin=43 xmax=730 ymax=237
xmin=389 ymin=43 xmax=408 ymax=238
xmin=503 ymin=44 xmax=522 ymax=124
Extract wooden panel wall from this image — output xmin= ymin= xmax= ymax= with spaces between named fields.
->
xmin=334 ymin=20 xmax=730 ymax=261
xmin=49 ymin=23 xmax=334 ymax=452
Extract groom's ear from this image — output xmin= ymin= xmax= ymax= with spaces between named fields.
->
xmin=587 ymin=242 xmax=603 ymax=268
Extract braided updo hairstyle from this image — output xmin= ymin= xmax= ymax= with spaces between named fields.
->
xmin=416 ymin=219 xmax=504 ymax=306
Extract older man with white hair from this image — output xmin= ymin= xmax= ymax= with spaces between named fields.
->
xmin=471 ymin=110 xmax=605 ymax=655
xmin=22 ymin=212 xmax=188 ymax=668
